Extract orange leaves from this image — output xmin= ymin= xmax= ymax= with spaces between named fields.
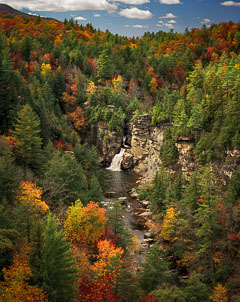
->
xmin=77 ymin=240 xmax=123 ymax=302
xmin=62 ymin=91 xmax=78 ymax=114
xmin=65 ymin=200 xmax=107 ymax=246
xmin=210 ymin=284 xmax=228 ymax=302
xmin=149 ymin=77 xmax=158 ymax=95
xmin=0 ymin=252 xmax=48 ymax=302
xmin=62 ymin=91 xmax=77 ymax=107
xmin=18 ymin=181 xmax=49 ymax=214
xmin=67 ymin=106 xmax=88 ymax=132
xmin=92 ymin=239 xmax=123 ymax=277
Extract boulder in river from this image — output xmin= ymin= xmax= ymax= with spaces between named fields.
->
xmin=105 ymin=191 xmax=117 ymax=198
xmin=118 ymin=196 xmax=128 ymax=204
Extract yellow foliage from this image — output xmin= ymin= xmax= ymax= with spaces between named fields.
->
xmin=0 ymin=252 xmax=48 ymax=302
xmin=149 ymin=77 xmax=158 ymax=95
xmin=41 ymin=63 xmax=51 ymax=76
xmin=210 ymin=283 xmax=228 ymax=302
xmin=160 ymin=203 xmax=180 ymax=241
xmin=65 ymin=200 xmax=107 ymax=246
xmin=86 ymin=81 xmax=97 ymax=95
xmin=129 ymin=42 xmax=137 ymax=48
xmin=112 ymin=75 xmax=123 ymax=91
xmin=18 ymin=181 xmax=49 ymax=214
xmin=62 ymin=91 xmax=77 ymax=113
xmin=212 ymin=251 xmax=223 ymax=264
xmin=148 ymin=66 xmax=154 ymax=74
xmin=129 ymin=233 xmax=140 ymax=254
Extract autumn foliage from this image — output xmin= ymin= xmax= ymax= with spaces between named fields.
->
xmin=65 ymin=200 xmax=107 ymax=246
xmin=17 ymin=181 xmax=49 ymax=214
xmin=0 ymin=251 xmax=47 ymax=302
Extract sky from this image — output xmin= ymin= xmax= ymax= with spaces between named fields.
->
xmin=2 ymin=0 xmax=240 ymax=36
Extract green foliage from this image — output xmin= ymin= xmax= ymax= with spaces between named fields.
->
xmin=12 ymin=104 xmax=43 ymax=171
xmin=0 ymin=42 xmax=25 ymax=133
xmin=160 ymin=127 xmax=178 ymax=166
xmin=180 ymin=272 xmax=210 ymax=302
xmin=106 ymin=199 xmax=133 ymax=251
xmin=0 ymin=206 xmax=19 ymax=279
xmin=30 ymin=213 xmax=78 ymax=302
xmin=43 ymin=151 xmax=87 ymax=206
xmin=149 ymin=167 xmax=171 ymax=214
xmin=138 ymin=244 xmax=171 ymax=295
xmin=0 ymin=151 xmax=22 ymax=205
xmin=97 ymin=49 xmax=114 ymax=83
xmin=152 ymin=88 xmax=180 ymax=125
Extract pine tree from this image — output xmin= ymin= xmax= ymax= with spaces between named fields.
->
xmin=30 ymin=214 xmax=78 ymax=302
xmin=97 ymin=49 xmax=114 ymax=83
xmin=12 ymin=104 xmax=43 ymax=170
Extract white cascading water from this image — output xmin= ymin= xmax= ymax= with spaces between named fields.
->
xmin=107 ymin=148 xmax=125 ymax=171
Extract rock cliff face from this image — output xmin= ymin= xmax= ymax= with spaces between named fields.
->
xmin=121 ymin=114 xmax=240 ymax=182
xmin=96 ymin=121 xmax=122 ymax=166
xmin=122 ymin=114 xmax=169 ymax=179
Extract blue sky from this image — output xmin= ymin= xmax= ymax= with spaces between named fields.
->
xmin=3 ymin=0 xmax=240 ymax=36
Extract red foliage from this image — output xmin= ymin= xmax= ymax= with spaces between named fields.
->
xmin=228 ymin=232 xmax=240 ymax=242
xmin=198 ymin=199 xmax=207 ymax=203
xmin=77 ymin=275 xmax=118 ymax=302
xmin=54 ymin=138 xmax=72 ymax=151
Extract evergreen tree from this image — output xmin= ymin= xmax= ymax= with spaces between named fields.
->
xmin=12 ymin=104 xmax=43 ymax=171
xmin=0 ymin=149 xmax=22 ymax=205
xmin=0 ymin=43 xmax=24 ymax=133
xmin=30 ymin=214 xmax=77 ymax=302
xmin=43 ymin=151 xmax=87 ymax=205
xmin=138 ymin=244 xmax=171 ymax=295
xmin=97 ymin=49 xmax=114 ymax=83
xmin=160 ymin=127 xmax=178 ymax=166
xmin=106 ymin=199 xmax=132 ymax=251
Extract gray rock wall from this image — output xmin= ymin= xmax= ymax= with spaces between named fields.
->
xmin=121 ymin=114 xmax=240 ymax=182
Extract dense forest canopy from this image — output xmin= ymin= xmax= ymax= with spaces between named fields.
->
xmin=0 ymin=10 xmax=240 ymax=301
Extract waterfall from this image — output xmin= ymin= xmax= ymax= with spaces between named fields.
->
xmin=107 ymin=148 xmax=125 ymax=171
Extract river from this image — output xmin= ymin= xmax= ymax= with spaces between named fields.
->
xmin=104 ymin=169 xmax=146 ymax=248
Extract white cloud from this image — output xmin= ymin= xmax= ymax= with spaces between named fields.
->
xmin=165 ymin=23 xmax=174 ymax=29
xmin=159 ymin=0 xmax=182 ymax=4
xmin=74 ymin=16 xmax=87 ymax=21
xmin=118 ymin=7 xmax=153 ymax=19
xmin=94 ymin=13 xmax=101 ymax=17
xmin=125 ymin=24 xmax=130 ymax=27
xmin=156 ymin=21 xmax=175 ymax=29
xmin=132 ymin=24 xmax=148 ymax=28
xmin=221 ymin=1 xmax=240 ymax=6
xmin=159 ymin=12 xmax=177 ymax=18
xmin=112 ymin=0 xmax=150 ymax=4
xmin=201 ymin=18 xmax=211 ymax=24
xmin=4 ymin=0 xmax=118 ymax=12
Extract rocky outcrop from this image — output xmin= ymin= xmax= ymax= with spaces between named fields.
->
xmin=96 ymin=121 xmax=122 ymax=166
xmin=175 ymin=137 xmax=196 ymax=178
xmin=122 ymin=115 xmax=240 ymax=182
xmin=122 ymin=114 xmax=170 ymax=179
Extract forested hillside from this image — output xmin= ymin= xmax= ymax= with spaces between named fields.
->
xmin=0 ymin=10 xmax=240 ymax=301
